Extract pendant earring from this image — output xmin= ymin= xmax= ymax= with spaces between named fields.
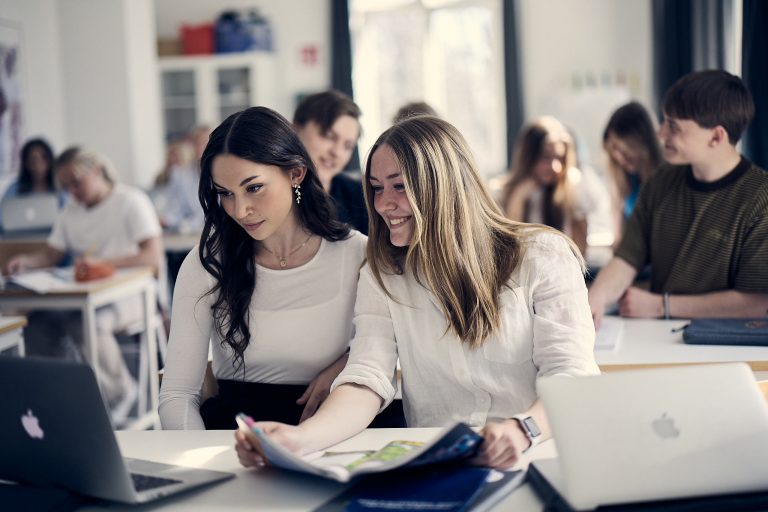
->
xmin=294 ymin=183 xmax=302 ymax=205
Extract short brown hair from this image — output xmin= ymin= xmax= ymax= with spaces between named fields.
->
xmin=293 ymin=90 xmax=361 ymax=133
xmin=662 ymin=70 xmax=754 ymax=144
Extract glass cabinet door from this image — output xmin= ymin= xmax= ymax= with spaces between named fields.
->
xmin=217 ymin=67 xmax=252 ymax=120
xmin=162 ymin=70 xmax=197 ymax=141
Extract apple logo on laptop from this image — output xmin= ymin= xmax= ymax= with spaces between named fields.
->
xmin=21 ymin=409 xmax=44 ymax=440
xmin=651 ymin=412 xmax=679 ymax=439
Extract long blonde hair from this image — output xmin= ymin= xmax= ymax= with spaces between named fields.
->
xmin=501 ymin=116 xmax=577 ymax=230
xmin=363 ymin=115 xmax=582 ymax=348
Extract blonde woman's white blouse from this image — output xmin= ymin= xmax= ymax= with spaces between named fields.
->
xmin=332 ymin=230 xmax=599 ymax=428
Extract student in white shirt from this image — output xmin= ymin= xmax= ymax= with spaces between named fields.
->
xmin=235 ymin=115 xmax=599 ymax=469
xmin=5 ymin=146 xmax=163 ymax=424
xmin=158 ymin=106 xmax=377 ymax=430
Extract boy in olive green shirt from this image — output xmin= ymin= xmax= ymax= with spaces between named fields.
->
xmin=589 ymin=70 xmax=768 ymax=326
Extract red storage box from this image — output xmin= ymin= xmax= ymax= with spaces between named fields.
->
xmin=180 ymin=23 xmax=214 ymax=55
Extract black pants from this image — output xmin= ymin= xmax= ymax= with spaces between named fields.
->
xmin=200 ymin=379 xmax=406 ymax=430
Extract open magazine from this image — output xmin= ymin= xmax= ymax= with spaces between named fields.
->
xmin=236 ymin=414 xmax=483 ymax=483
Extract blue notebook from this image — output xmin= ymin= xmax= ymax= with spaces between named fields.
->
xmin=314 ymin=466 xmax=493 ymax=512
xmin=681 ymin=318 xmax=768 ymax=346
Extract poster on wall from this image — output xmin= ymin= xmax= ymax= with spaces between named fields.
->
xmin=0 ymin=19 xmax=22 ymax=179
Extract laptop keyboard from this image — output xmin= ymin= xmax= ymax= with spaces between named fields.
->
xmin=131 ymin=473 xmax=182 ymax=492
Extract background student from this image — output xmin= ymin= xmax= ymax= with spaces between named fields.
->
xmin=0 ymin=138 xmax=65 ymax=230
xmin=5 ymin=146 xmax=163 ymax=424
xmin=159 ymin=107 xmax=390 ymax=430
xmin=153 ymin=125 xmax=210 ymax=234
xmin=235 ymin=115 xmax=599 ymax=470
xmin=498 ymin=116 xmax=609 ymax=255
xmin=602 ymin=102 xmax=663 ymax=245
xmin=293 ymin=90 xmax=368 ymax=234
xmin=589 ymin=70 xmax=768 ymax=327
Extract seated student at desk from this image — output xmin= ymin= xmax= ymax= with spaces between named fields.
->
xmin=0 ymin=138 xmax=65 ymax=230
xmin=236 ymin=115 xmax=599 ymax=469
xmin=6 ymin=146 xmax=163 ymax=424
xmin=159 ymin=107 xmax=401 ymax=430
xmin=589 ymin=70 xmax=768 ymax=327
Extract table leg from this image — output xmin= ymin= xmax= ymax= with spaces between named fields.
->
xmin=82 ymin=301 xmax=99 ymax=381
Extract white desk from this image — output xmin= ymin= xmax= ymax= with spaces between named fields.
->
xmin=162 ymin=232 xmax=199 ymax=253
xmin=0 ymin=315 xmax=26 ymax=355
xmin=0 ymin=268 xmax=159 ymax=429
xmin=84 ymin=429 xmax=557 ymax=511
xmin=596 ymin=318 xmax=768 ymax=376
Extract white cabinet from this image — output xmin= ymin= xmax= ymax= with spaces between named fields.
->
xmin=158 ymin=53 xmax=277 ymax=141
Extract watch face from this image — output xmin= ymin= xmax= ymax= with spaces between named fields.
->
xmin=522 ymin=417 xmax=541 ymax=437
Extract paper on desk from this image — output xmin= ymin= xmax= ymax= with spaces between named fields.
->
xmin=8 ymin=268 xmax=74 ymax=294
xmin=595 ymin=316 xmax=623 ymax=350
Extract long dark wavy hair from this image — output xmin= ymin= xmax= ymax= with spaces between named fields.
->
xmin=18 ymin=138 xmax=55 ymax=194
xmin=198 ymin=106 xmax=350 ymax=372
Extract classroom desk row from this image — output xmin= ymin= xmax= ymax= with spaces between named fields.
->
xmin=0 ymin=267 xmax=160 ymax=430
xmin=92 ymin=428 xmax=550 ymax=511
xmin=80 ymin=318 xmax=768 ymax=511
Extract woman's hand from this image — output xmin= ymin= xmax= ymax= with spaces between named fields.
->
xmin=296 ymin=352 xmax=349 ymax=423
xmin=472 ymin=419 xmax=530 ymax=469
xmin=234 ymin=421 xmax=307 ymax=468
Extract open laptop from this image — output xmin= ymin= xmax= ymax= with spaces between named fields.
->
xmin=1 ymin=193 xmax=59 ymax=235
xmin=0 ymin=357 xmax=234 ymax=504
xmin=535 ymin=363 xmax=768 ymax=510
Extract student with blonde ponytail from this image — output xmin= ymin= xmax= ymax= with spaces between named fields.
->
xmin=235 ymin=115 xmax=599 ymax=469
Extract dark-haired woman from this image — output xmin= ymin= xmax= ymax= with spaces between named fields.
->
xmin=0 ymin=138 xmax=64 ymax=229
xmin=158 ymin=107 xmax=367 ymax=430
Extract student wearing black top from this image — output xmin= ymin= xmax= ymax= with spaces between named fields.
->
xmin=293 ymin=90 xmax=368 ymax=234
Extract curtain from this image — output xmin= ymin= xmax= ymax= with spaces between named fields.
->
xmin=651 ymin=0 xmax=693 ymax=111
xmin=502 ymin=0 xmax=524 ymax=168
xmin=330 ymin=0 xmax=360 ymax=170
xmin=742 ymin=0 xmax=768 ymax=169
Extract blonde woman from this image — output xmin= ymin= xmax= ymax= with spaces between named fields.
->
xmin=235 ymin=116 xmax=599 ymax=469
xmin=6 ymin=147 xmax=163 ymax=425
xmin=500 ymin=116 xmax=603 ymax=254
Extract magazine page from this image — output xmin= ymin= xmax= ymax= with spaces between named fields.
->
xmin=236 ymin=414 xmax=483 ymax=483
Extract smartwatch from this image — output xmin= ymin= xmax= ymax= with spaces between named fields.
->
xmin=510 ymin=414 xmax=542 ymax=453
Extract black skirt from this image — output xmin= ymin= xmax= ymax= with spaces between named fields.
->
xmin=200 ymin=379 xmax=406 ymax=430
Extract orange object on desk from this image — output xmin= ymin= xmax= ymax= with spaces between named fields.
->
xmin=75 ymin=261 xmax=115 ymax=282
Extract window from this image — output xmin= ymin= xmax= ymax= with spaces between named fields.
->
xmin=350 ymin=0 xmax=505 ymax=177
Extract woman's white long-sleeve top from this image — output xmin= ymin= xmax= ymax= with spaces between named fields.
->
xmin=333 ymin=230 xmax=600 ymax=427
xmin=159 ymin=232 xmax=367 ymax=429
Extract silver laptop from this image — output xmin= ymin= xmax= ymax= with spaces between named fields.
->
xmin=1 ymin=193 xmax=59 ymax=234
xmin=536 ymin=363 xmax=768 ymax=510
xmin=0 ymin=357 xmax=234 ymax=504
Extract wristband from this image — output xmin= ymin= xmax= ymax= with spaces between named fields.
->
xmin=663 ymin=292 xmax=670 ymax=320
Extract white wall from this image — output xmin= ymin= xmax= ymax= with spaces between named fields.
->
xmin=154 ymin=0 xmax=330 ymax=118
xmin=517 ymin=0 xmax=654 ymax=173
xmin=0 ymin=0 xmax=66 ymax=162
xmin=59 ymin=0 xmax=162 ymax=187
xmin=123 ymin=0 xmax=163 ymax=188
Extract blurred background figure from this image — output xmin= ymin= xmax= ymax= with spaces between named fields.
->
xmin=602 ymin=101 xmax=662 ymax=245
xmin=152 ymin=138 xmax=194 ymax=189
xmin=153 ymin=125 xmax=209 ymax=234
xmin=0 ymin=138 xmax=66 ymax=230
xmin=5 ymin=146 xmax=164 ymax=426
xmin=498 ymin=116 xmax=609 ymax=255
xmin=392 ymin=101 xmax=438 ymax=123
xmin=293 ymin=90 xmax=368 ymax=234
